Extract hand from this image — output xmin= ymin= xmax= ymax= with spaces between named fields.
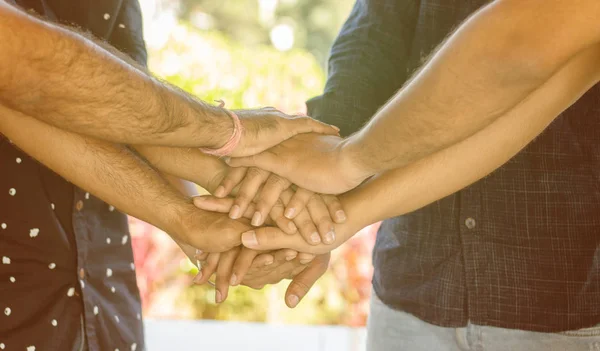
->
xmin=227 ymin=133 xmax=369 ymax=194
xmin=231 ymin=108 xmax=340 ymax=157
xmin=211 ymin=166 xmax=347 ymax=233
xmin=194 ymin=246 xmax=329 ymax=308
xmin=194 ymin=187 xmax=344 ymax=245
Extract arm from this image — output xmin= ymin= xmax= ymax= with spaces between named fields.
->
xmin=240 ymin=43 xmax=600 ymax=253
xmin=343 ymin=0 xmax=600 ymax=178
xmin=230 ymin=0 xmax=600 ymax=191
xmin=0 ymin=2 xmax=338 ymax=155
xmin=0 ymin=106 xmax=255 ymax=253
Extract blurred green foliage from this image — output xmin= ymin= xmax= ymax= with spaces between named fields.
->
xmin=168 ymin=0 xmax=354 ymax=67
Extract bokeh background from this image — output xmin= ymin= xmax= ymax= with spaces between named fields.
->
xmin=130 ymin=0 xmax=378 ymax=327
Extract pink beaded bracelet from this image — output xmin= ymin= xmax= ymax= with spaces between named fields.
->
xmin=199 ymin=100 xmax=243 ymax=157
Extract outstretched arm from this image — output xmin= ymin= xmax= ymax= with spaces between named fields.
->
xmin=239 ymin=43 xmax=600 ymax=253
xmin=0 ymin=2 xmax=338 ymax=156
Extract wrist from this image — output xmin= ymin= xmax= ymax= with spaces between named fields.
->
xmin=338 ymin=135 xmax=378 ymax=184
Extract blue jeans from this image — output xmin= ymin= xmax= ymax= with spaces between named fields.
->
xmin=367 ymin=291 xmax=600 ymax=351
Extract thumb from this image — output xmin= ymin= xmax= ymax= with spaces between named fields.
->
xmin=226 ymin=152 xmax=280 ymax=172
xmin=285 ymin=253 xmax=330 ymax=308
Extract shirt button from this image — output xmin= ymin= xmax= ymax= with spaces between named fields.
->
xmin=465 ymin=217 xmax=476 ymax=229
xmin=79 ymin=268 xmax=85 ymax=279
xmin=76 ymin=200 xmax=84 ymax=211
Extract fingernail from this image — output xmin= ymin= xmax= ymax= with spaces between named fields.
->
xmin=335 ymin=210 xmax=347 ymax=222
xmin=324 ymin=231 xmax=336 ymax=244
xmin=242 ymin=231 xmax=258 ymax=248
xmin=288 ymin=294 xmax=299 ymax=308
xmin=215 ymin=290 xmax=222 ymax=304
xmin=288 ymin=222 xmax=297 ymax=233
xmin=229 ymin=205 xmax=241 ymax=219
xmin=195 ymin=249 xmax=203 ymax=257
xmin=331 ymin=125 xmax=340 ymax=132
xmin=223 ymin=157 xmax=231 ymax=164
xmin=299 ymin=258 xmax=312 ymax=264
xmin=251 ymin=212 xmax=262 ymax=226
xmin=230 ymin=274 xmax=238 ymax=286
xmin=215 ymin=186 xmax=225 ymax=198
xmin=310 ymin=232 xmax=321 ymax=244
xmin=192 ymin=271 xmax=203 ymax=284
xmin=284 ymin=208 xmax=295 ymax=219
xmin=286 ymin=253 xmax=297 ymax=261
xmin=265 ymin=259 xmax=273 ymax=266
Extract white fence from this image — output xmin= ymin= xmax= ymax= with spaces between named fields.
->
xmin=144 ymin=319 xmax=367 ymax=351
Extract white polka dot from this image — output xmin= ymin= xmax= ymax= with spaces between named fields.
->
xmin=0 ymin=223 xmax=5 ymax=229
xmin=85 ymin=192 xmax=90 ymax=199
xmin=0 ymin=343 xmax=4 ymax=349
xmin=111 ymin=286 xmax=116 ymax=293
xmin=114 ymin=315 xmax=120 ymax=323
xmin=9 ymin=277 xmax=15 ymax=283
xmin=118 ymin=23 xmax=126 ymax=29
xmin=108 ymin=205 xmax=115 ymax=212
xmin=8 ymin=188 xmax=15 ymax=196
xmin=115 ymin=349 xmax=120 ymax=351
xmin=121 ymin=235 xmax=128 ymax=245
xmin=2 ymin=257 xmax=10 ymax=265
xmin=48 ymin=262 xmax=56 ymax=269
xmin=29 ymin=228 xmax=39 ymax=238
xmin=106 ymin=268 xmax=113 ymax=277
xmin=103 ymin=13 xmax=110 ymax=20
xmin=136 ymin=313 xmax=141 ymax=320
xmin=106 ymin=237 xmax=112 ymax=244
xmin=27 ymin=346 xmax=35 ymax=351
xmin=130 ymin=262 xmax=135 ymax=271
xmin=80 ymin=280 xmax=85 ymax=289
xmin=51 ymin=319 xmax=57 ymax=327
xmin=93 ymin=306 xmax=99 ymax=315
xmin=131 ymin=343 xmax=137 ymax=351
xmin=15 ymin=157 xmax=21 ymax=164
xmin=4 ymin=308 xmax=10 ymax=316
xmin=67 ymin=287 xmax=75 ymax=297
xmin=51 ymin=203 xmax=55 ymax=210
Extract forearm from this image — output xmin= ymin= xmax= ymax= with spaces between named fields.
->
xmin=343 ymin=0 xmax=600 ymax=178
xmin=339 ymin=45 xmax=600 ymax=234
xmin=0 ymin=105 xmax=197 ymax=242
xmin=0 ymin=2 xmax=230 ymax=148
xmin=134 ymin=145 xmax=228 ymax=194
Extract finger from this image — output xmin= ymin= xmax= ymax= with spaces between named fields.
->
xmin=306 ymin=196 xmax=336 ymax=245
xmin=321 ymin=194 xmax=347 ymax=223
xmin=241 ymin=227 xmax=325 ymax=254
xmin=229 ymin=168 xmax=269 ymax=219
xmin=284 ymin=188 xmax=314 ymax=219
xmin=193 ymin=252 xmax=220 ymax=285
xmin=231 ymin=248 xmax=267 ymax=286
xmin=293 ymin=208 xmax=321 ymax=245
xmin=193 ymin=196 xmax=235 ymax=213
xmin=253 ymin=174 xmax=291 ymax=226
xmin=297 ymin=252 xmax=315 ymax=265
xmin=285 ymin=253 xmax=331 ymax=308
xmin=268 ymin=200 xmax=297 ymax=235
xmin=215 ymin=167 xmax=247 ymax=198
xmin=215 ymin=248 xmax=240 ymax=303
xmin=286 ymin=116 xmax=340 ymax=137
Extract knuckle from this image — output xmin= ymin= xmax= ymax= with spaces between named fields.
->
xmin=289 ymin=280 xmax=311 ymax=295
xmin=246 ymin=167 xmax=263 ymax=179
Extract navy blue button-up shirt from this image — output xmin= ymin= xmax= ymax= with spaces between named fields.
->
xmin=0 ymin=1 xmax=146 ymax=350
xmin=308 ymin=0 xmax=600 ymax=332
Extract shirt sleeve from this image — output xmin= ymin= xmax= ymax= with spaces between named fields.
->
xmin=108 ymin=0 xmax=148 ymax=67
xmin=307 ymin=0 xmax=420 ymax=137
